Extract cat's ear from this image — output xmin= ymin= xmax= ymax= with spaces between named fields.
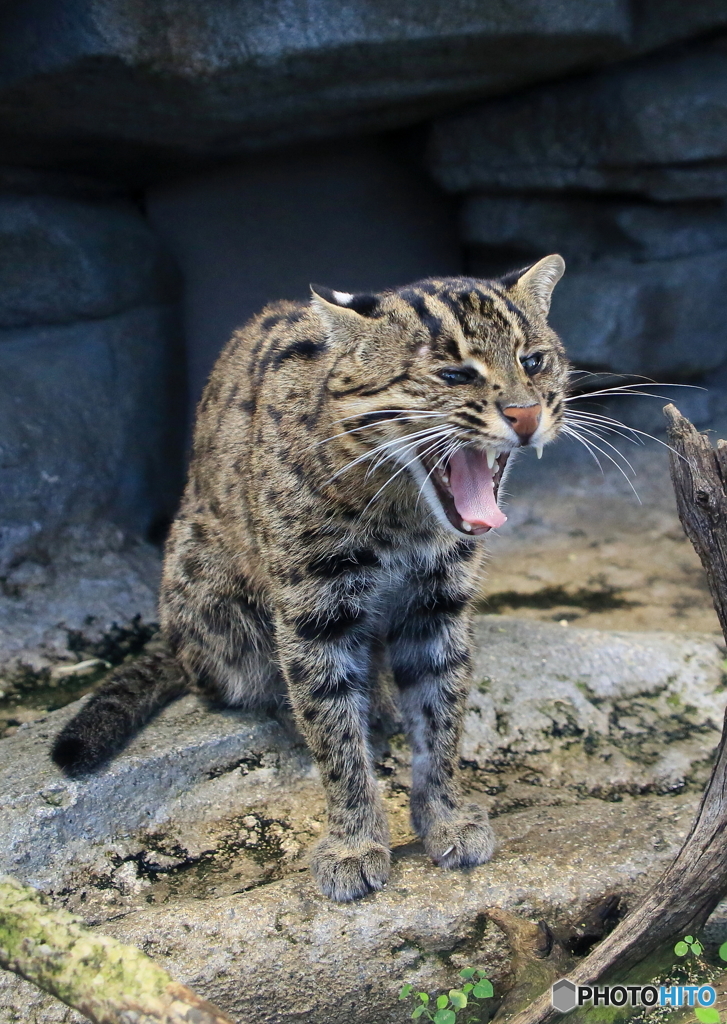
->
xmin=310 ymin=285 xmax=379 ymax=344
xmin=507 ymin=255 xmax=565 ymax=315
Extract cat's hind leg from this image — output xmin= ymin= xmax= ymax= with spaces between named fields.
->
xmin=164 ymin=581 xmax=285 ymax=709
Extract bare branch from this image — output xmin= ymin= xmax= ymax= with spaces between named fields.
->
xmin=498 ymin=405 xmax=727 ymax=1024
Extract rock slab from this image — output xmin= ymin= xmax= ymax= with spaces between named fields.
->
xmin=429 ymin=37 xmax=727 ymax=201
xmin=0 ymin=617 xmax=724 ymax=1023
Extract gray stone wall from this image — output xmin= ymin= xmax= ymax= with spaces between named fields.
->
xmin=428 ymin=34 xmax=727 ymax=380
xmin=1 ymin=1 xmax=727 ymax=552
xmin=0 ymin=174 xmax=184 ymax=568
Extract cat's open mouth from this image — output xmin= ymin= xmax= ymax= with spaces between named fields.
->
xmin=420 ymin=446 xmax=510 ymax=536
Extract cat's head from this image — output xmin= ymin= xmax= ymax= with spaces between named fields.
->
xmin=311 ymin=255 xmax=569 ymax=538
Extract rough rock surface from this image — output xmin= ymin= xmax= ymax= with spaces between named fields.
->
xmin=1 ymin=1 xmax=727 ymax=178
xmin=462 ymin=194 xmax=727 ymax=376
xmin=0 ymin=616 xmax=724 ymax=1023
xmin=545 ymin=251 xmax=727 ymax=377
xmin=460 ymin=189 xmax=727 ymax=375
xmin=0 ymin=305 xmax=183 ymax=553
xmin=0 ymin=0 xmax=631 ymax=174
xmin=0 ymin=178 xmax=184 ymax=558
xmin=429 ymin=37 xmax=727 ymax=201
xmin=462 ymin=196 xmax=727 ymax=267
xmin=0 ymin=194 xmax=175 ymax=328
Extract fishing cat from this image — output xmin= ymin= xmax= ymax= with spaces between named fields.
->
xmin=52 ymin=254 xmax=569 ymax=902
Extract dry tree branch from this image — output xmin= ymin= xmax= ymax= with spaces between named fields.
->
xmin=497 ymin=405 xmax=727 ymax=1024
xmin=0 ymin=874 xmax=235 ymax=1024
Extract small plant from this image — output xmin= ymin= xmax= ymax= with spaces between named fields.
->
xmin=694 ymin=1011 xmax=720 ymax=1024
xmin=674 ymin=935 xmax=704 ymax=957
xmin=399 ymin=968 xmax=494 ymax=1024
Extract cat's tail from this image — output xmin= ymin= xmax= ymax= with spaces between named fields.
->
xmin=51 ymin=639 xmax=188 ymax=776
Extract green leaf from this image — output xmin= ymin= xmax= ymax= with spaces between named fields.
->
xmin=433 ymin=1011 xmax=456 ymax=1024
xmin=674 ymin=941 xmax=689 ymax=956
xmin=473 ymin=981 xmax=494 ymax=999
xmin=462 ymin=984 xmax=474 ymax=994
xmin=475 ymin=969 xmax=488 ymax=978
xmin=719 ymin=941 xmax=727 ymax=961
xmin=418 ymin=993 xmax=430 ymax=1004
xmin=400 ymin=985 xmax=414 ymax=1000
xmin=695 ymin=1009 xmax=720 ymax=1024
xmin=437 ymin=995 xmax=450 ymax=1009
xmin=412 ymin=1006 xmax=425 ymax=1020
xmin=684 ymin=936 xmax=695 ymax=944
xmin=459 ymin=968 xmax=476 ymax=980
xmin=449 ymin=990 xmax=468 ymax=1009
xmin=691 ymin=941 xmax=704 ymax=955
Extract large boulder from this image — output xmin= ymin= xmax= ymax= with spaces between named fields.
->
xmin=0 ymin=304 xmax=181 ymax=561
xmin=2 ymin=2 xmax=727 ymax=178
xmin=428 ymin=37 xmax=727 ymax=201
xmin=462 ymin=195 xmax=727 ymax=376
xmin=0 ymin=182 xmax=183 ymax=563
xmin=0 ymin=616 xmax=723 ymax=1023
xmin=0 ymin=0 xmax=639 ymax=175
xmin=0 ymin=194 xmax=175 ymax=328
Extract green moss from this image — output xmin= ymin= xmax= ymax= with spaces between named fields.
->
xmin=476 ymin=585 xmax=636 ymax=615
xmin=0 ymin=878 xmax=171 ymax=1011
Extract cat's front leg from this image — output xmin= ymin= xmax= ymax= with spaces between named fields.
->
xmin=275 ymin=612 xmax=390 ymax=901
xmin=388 ymin=580 xmax=496 ymax=870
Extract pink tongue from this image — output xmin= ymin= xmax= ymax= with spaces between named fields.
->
xmin=448 ymin=449 xmax=507 ymax=529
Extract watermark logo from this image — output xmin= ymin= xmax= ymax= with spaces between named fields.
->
xmin=551 ymin=980 xmax=717 ymax=1013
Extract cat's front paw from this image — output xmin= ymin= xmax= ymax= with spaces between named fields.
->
xmin=424 ymin=805 xmax=496 ymax=869
xmin=310 ymin=835 xmax=391 ymax=902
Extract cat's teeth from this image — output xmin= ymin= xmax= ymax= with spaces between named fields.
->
xmin=486 ymin=449 xmax=497 ymax=469
xmin=535 ymin=445 xmax=543 ymax=460
xmin=461 ymin=521 xmax=473 ymax=532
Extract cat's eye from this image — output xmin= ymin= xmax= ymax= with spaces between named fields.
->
xmin=437 ymin=366 xmax=479 ymax=386
xmin=521 ymin=352 xmax=544 ymax=377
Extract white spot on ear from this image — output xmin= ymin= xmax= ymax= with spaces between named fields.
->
xmin=332 ymin=291 xmax=355 ymax=306
xmin=417 ymin=344 xmax=430 ymax=357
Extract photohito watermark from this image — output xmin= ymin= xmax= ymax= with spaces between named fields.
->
xmin=551 ymin=979 xmax=717 ymax=1013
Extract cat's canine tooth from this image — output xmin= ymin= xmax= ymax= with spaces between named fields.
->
xmin=486 ymin=448 xmax=497 ymax=469
xmin=461 ymin=521 xmax=473 ymax=532
xmin=535 ymin=445 xmax=543 ymax=460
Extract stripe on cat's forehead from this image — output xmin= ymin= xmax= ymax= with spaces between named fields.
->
xmin=396 ymin=279 xmax=528 ymax=352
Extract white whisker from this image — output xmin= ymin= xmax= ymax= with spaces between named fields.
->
xmin=312 ymin=412 xmax=446 ymax=449
xmin=565 ymin=410 xmax=693 ymax=466
xmin=561 ymin=424 xmax=641 ymax=501
xmin=365 ymin=433 xmax=453 ymax=482
xmin=565 ymin=411 xmax=644 ymax=445
xmin=564 ymin=421 xmax=638 ymax=476
xmin=564 ymin=382 xmax=704 ymax=403
xmin=361 ymin=433 xmax=456 ymax=514
xmin=561 ymin=424 xmax=605 ymax=474
xmin=415 ymin=438 xmax=466 ymax=511
xmin=325 ymin=424 xmax=454 ymax=484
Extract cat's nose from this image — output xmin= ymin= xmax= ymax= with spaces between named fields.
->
xmin=501 ymin=404 xmax=541 ymax=443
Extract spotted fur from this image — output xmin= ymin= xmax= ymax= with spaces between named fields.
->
xmin=52 ymin=255 xmax=569 ymax=901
